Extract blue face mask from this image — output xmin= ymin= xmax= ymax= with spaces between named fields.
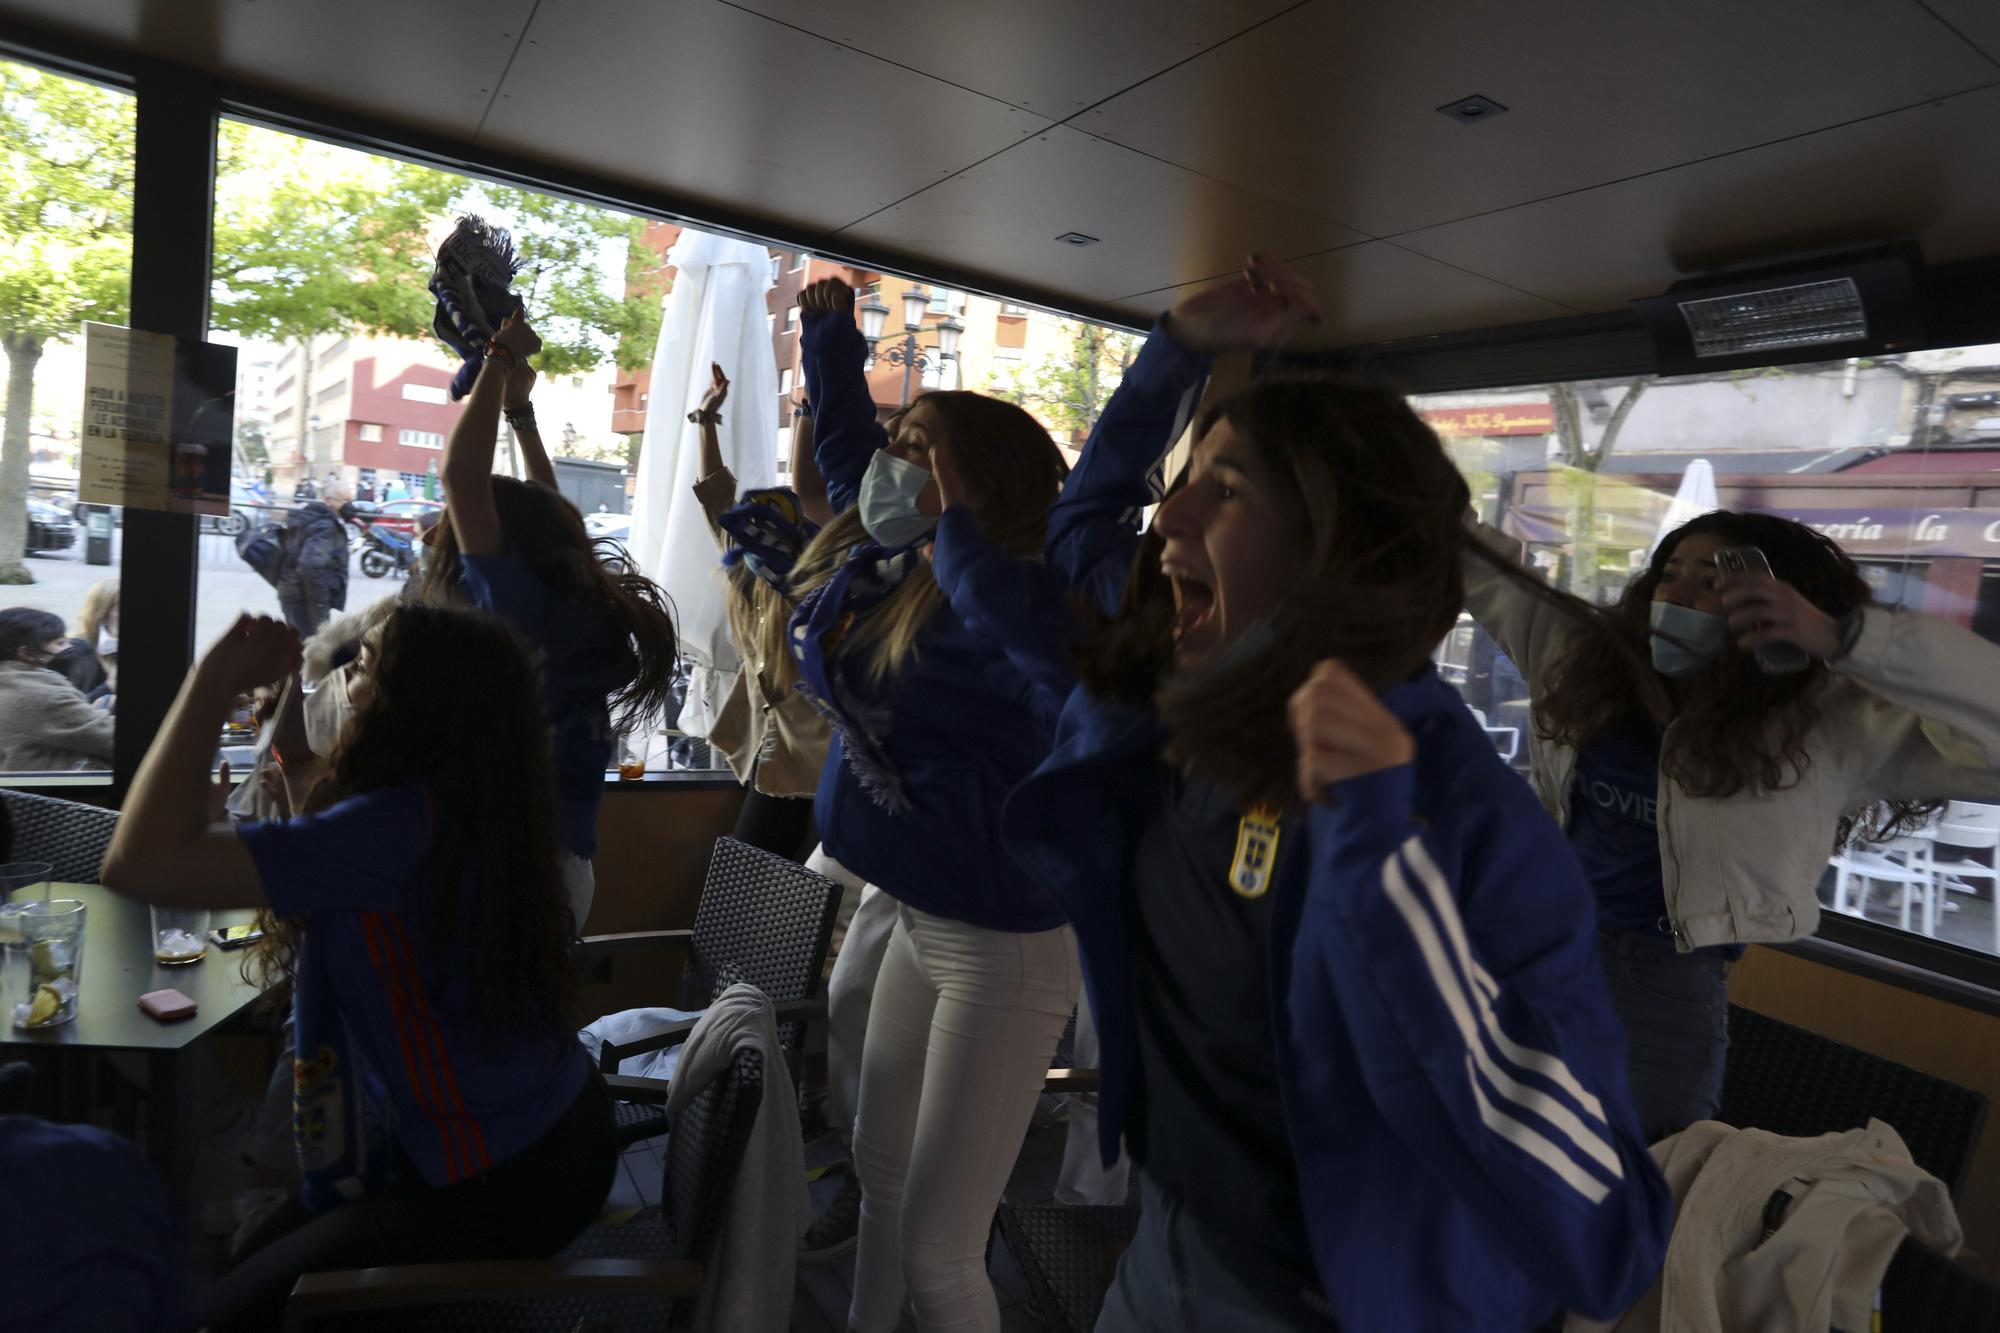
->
xmin=1649 ymin=601 xmax=1729 ymax=678
xmin=858 ymin=449 xmax=937 ymax=549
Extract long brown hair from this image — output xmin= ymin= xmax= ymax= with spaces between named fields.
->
xmin=421 ymin=476 xmax=679 ymax=730
xmin=247 ymin=603 xmax=577 ymax=1032
xmin=1075 ymin=379 xmax=1488 ymax=809
xmin=1537 ymin=509 xmax=1937 ymax=843
xmin=789 ymin=391 xmax=1068 ymax=685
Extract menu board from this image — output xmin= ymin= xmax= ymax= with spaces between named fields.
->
xmin=79 ymin=323 xmax=236 ymax=515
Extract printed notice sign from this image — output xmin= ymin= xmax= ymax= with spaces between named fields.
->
xmin=79 ymin=323 xmax=236 ymax=515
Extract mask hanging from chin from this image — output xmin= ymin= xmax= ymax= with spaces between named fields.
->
xmin=857 ymin=450 xmax=938 ymax=549
xmin=1649 ymin=601 xmax=1729 ymax=678
xmin=302 ymin=667 xmax=352 ymax=757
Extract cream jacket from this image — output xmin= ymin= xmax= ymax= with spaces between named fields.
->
xmin=1568 ymin=1119 xmax=1960 ymax=1333
xmin=693 ymin=470 xmax=831 ymax=798
xmin=1465 ymin=522 xmax=2000 ymax=948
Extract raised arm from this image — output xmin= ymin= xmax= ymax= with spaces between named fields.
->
xmin=790 ymin=398 xmax=832 ymax=527
xmin=1046 ymin=259 xmax=1320 ymax=605
xmin=502 ymin=361 xmax=557 ymax=491
xmin=441 ymin=312 xmax=540 ymax=557
xmin=1287 ymin=663 xmax=1670 ymax=1318
xmin=688 ymin=363 xmax=739 ymax=544
xmin=100 ymin=616 xmax=300 ymax=908
xmin=797 ymin=278 xmax=886 ymax=513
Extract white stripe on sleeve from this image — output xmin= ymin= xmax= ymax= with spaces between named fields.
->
xmin=1380 ymin=851 xmax=1624 ymax=1191
xmin=1401 ymin=835 xmax=1610 ymax=1126
xmin=1467 ymin=1057 xmax=1613 ymax=1205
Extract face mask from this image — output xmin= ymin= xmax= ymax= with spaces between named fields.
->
xmin=857 ymin=450 xmax=937 ymax=549
xmin=303 ymin=667 xmax=351 ymax=756
xmin=96 ymin=630 xmax=118 ymax=656
xmin=1649 ymin=601 xmax=1729 ymax=678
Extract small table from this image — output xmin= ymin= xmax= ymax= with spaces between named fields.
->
xmin=0 ymin=884 xmax=268 ymax=1208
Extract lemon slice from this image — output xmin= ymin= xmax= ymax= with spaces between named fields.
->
xmin=24 ymin=984 xmax=58 ymax=1027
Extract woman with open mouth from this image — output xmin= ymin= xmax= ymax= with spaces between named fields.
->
xmin=992 ymin=260 xmax=1672 ymax=1332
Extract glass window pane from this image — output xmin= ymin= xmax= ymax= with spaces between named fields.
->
xmin=1415 ymin=350 xmax=2000 ymax=961
xmin=0 ymin=60 xmax=136 ymax=779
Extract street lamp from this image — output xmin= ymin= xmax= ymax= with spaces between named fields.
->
xmin=861 ymin=284 xmax=965 ymax=407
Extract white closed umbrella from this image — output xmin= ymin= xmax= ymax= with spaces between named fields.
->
xmin=1648 ymin=458 xmax=1718 ymax=559
xmin=627 ymin=229 xmax=780 ymax=737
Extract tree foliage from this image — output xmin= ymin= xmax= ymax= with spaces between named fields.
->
xmin=985 ymin=320 xmax=1140 ymax=440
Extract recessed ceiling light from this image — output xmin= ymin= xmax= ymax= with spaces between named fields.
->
xmin=1055 ymin=231 xmax=1100 ymax=247
xmin=1437 ymin=93 xmax=1508 ymax=124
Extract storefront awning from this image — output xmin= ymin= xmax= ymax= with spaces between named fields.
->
xmin=1504 ymin=502 xmax=2000 ymax=561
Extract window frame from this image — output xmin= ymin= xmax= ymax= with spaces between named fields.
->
xmin=15 ymin=26 xmax=2000 ymax=944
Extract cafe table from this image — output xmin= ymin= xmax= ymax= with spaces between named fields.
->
xmin=0 ymin=883 xmax=266 ymax=1208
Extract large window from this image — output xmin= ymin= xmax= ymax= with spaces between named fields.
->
xmin=0 ymin=60 xmax=136 ymax=780
xmin=1420 ymin=349 xmax=2000 ymax=961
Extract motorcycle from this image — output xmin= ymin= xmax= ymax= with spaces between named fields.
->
xmin=355 ymin=517 xmax=418 ymax=579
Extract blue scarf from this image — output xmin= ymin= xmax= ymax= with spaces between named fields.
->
xmin=293 ymin=930 xmax=392 ymax=1212
xmin=718 ymin=486 xmax=819 ymax=590
xmin=429 ymin=215 xmax=524 ymax=402
xmin=788 ymin=541 xmax=925 ymax=812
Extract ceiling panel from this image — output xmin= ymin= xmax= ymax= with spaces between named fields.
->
xmin=1397 ymin=84 xmax=2000 ymax=313
xmin=1124 ymin=242 xmax=1569 ymax=347
xmin=479 ymin=0 xmax=1050 ymax=237
xmin=836 ymin=126 xmax=1365 ymax=305
xmin=720 ymin=0 xmax=1299 ymax=116
xmin=1081 ymin=0 xmax=1998 ymax=238
xmin=1920 ymin=0 xmax=2000 ymax=69
xmin=0 ymin=0 xmax=529 ymax=138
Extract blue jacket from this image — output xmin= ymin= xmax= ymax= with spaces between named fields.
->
xmin=985 ymin=320 xmax=1671 ymax=1329
xmin=791 ymin=307 xmax=1066 ymax=932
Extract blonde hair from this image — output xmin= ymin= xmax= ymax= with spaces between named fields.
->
xmin=74 ymin=580 xmax=118 ymax=652
xmin=787 ymin=392 xmax=1066 ymax=685
xmin=724 ymin=565 xmax=802 ymax=699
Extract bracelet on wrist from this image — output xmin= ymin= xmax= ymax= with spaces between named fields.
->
xmin=482 ymin=339 xmax=518 ymax=371
xmin=503 ymin=404 xmax=537 ymax=428
xmin=688 ymin=409 xmax=723 ymax=426
xmin=1828 ymin=608 xmax=1866 ymax=663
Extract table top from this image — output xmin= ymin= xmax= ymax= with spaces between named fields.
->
xmin=0 ymin=884 xmax=267 ymax=1054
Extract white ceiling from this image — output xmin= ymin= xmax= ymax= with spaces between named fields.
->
xmin=6 ymin=0 xmax=1998 ymax=347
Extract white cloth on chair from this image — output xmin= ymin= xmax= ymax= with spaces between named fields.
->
xmin=666 ymin=983 xmax=809 ymax=1333
xmin=1566 ymin=1118 xmax=1961 ymax=1333
xmin=577 ymin=1006 xmax=702 ymax=1082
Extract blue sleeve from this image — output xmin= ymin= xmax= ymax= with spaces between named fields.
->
xmin=240 ymin=787 xmax=436 ymax=918
xmin=798 ymin=307 xmax=886 ymax=514
xmin=460 ymin=552 xmax=557 ymax=637
xmin=1299 ymin=763 xmax=1672 ymax=1317
xmin=930 ymin=506 xmax=1082 ymax=723
xmin=1045 ymin=318 xmax=1210 ymax=608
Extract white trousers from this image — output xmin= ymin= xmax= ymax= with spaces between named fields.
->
xmin=847 ymin=903 xmax=1079 ymax=1333
xmin=823 ymin=879 xmax=897 ymax=1145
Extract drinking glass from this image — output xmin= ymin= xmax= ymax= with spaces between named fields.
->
xmin=14 ymin=897 xmax=85 ymax=1029
xmin=151 ymin=905 xmax=210 ymax=966
xmin=0 ymin=862 xmax=54 ymax=1011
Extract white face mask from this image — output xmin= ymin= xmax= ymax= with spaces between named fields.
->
xmin=302 ymin=667 xmax=352 ymax=756
xmin=1649 ymin=601 xmax=1729 ymax=678
xmin=95 ymin=630 xmax=118 ymax=656
xmin=857 ymin=450 xmax=937 ymax=549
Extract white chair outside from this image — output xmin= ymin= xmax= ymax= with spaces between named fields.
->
xmin=1830 ymin=831 xmax=1939 ymax=935
xmin=1929 ymin=801 xmax=2000 ymax=954
xmin=1484 ymin=726 xmax=1520 ymax=763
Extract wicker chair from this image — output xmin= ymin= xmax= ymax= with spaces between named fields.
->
xmin=584 ymin=837 xmax=838 ymax=1144
xmin=282 ymin=1047 xmax=765 ymax=1331
xmin=994 ymin=1201 xmax=1139 ymax=1333
xmin=0 ymin=790 xmax=117 ymax=886
xmin=1880 ymin=1235 xmax=2000 ymax=1331
xmin=1717 ymin=1005 xmax=1988 ymax=1196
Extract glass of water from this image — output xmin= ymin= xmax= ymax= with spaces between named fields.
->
xmin=151 ymin=905 xmax=210 ymax=966
xmin=14 ymin=897 xmax=85 ymax=1029
xmin=0 ymin=862 xmax=54 ymax=1012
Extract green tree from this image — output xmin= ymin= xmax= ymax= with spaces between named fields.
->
xmin=1549 ymin=376 xmax=1652 ymax=603
xmin=986 ymin=320 xmax=1140 ymax=441
xmin=0 ymin=63 xmax=134 ymax=583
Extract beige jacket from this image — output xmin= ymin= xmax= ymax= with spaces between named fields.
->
xmin=693 ymin=470 xmax=830 ymax=798
xmin=0 ymin=661 xmax=115 ymax=771
xmin=1568 ymin=1119 xmax=1960 ymax=1333
xmin=1465 ymin=522 xmax=2000 ymax=948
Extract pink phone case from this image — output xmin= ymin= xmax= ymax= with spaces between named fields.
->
xmin=138 ymin=988 xmax=197 ymax=1022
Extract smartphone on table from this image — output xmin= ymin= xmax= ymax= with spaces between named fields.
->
xmin=208 ymin=923 xmax=265 ymax=950
xmin=1715 ymin=545 xmax=1810 ymax=674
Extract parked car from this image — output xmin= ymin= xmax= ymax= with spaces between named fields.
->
xmin=26 ymin=498 xmax=78 ymax=555
xmin=352 ymin=498 xmax=442 ymax=538
xmin=584 ymin=512 xmax=631 ymax=542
